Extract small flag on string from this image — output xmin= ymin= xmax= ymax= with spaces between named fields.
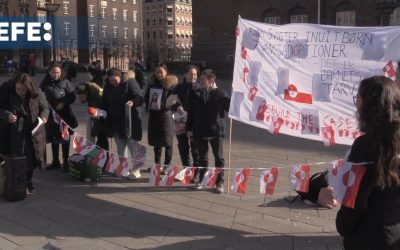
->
xmin=201 ymin=168 xmax=223 ymax=188
xmin=328 ymin=158 xmax=366 ymax=209
xmin=260 ymin=167 xmax=279 ymax=195
xmin=115 ymin=157 xmax=130 ymax=177
xmin=383 ymin=60 xmax=397 ymax=79
xmin=175 ymin=166 xmax=197 ymax=184
xmin=149 ymin=164 xmax=161 ymax=187
xmin=60 ymin=121 xmax=70 ymax=141
xmin=160 ymin=165 xmax=179 ymax=187
xmin=231 ymin=168 xmax=251 ymax=194
xmin=72 ymin=134 xmax=85 ymax=154
xmin=290 ymin=164 xmax=311 ymax=193
xmin=90 ymin=148 xmax=108 ymax=169
xmin=52 ymin=109 xmax=61 ymax=124
xmin=80 ymin=141 xmax=97 ymax=156
xmin=104 ymin=153 xmax=118 ymax=174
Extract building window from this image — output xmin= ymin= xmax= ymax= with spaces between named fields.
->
xmin=166 ymin=5 xmax=173 ymax=13
xmin=123 ymin=9 xmax=128 ymax=21
xmin=113 ymin=27 xmax=118 ymax=38
xmin=146 ymin=31 xmax=150 ymax=39
xmin=167 ymin=17 xmax=173 ymax=26
xmin=113 ymin=8 xmax=117 ymax=21
xmin=263 ymin=9 xmax=280 ymax=24
xmin=159 ymin=17 xmax=163 ymax=25
xmin=153 ymin=18 xmax=157 ymax=26
xmin=101 ymin=7 xmax=106 ymax=19
xmin=90 ymin=24 xmax=96 ymax=37
xmin=159 ymin=4 xmax=163 ymax=14
xmin=335 ymin=3 xmax=356 ymax=26
xmin=145 ymin=6 xmax=150 ymax=14
xmin=133 ymin=28 xmax=138 ymax=39
xmin=336 ymin=10 xmax=355 ymax=26
xmin=146 ymin=18 xmax=150 ymax=26
xmin=64 ymin=22 xmax=70 ymax=36
xmin=159 ymin=30 xmax=163 ymax=39
xmin=124 ymin=27 xmax=128 ymax=39
xmin=63 ymin=1 xmax=69 ymax=15
xmin=290 ymin=7 xmax=307 ymax=23
xmin=133 ymin=11 xmax=137 ymax=22
xmin=102 ymin=26 xmax=107 ymax=38
xmin=89 ymin=5 xmax=95 ymax=18
xmin=153 ymin=30 xmax=157 ymax=39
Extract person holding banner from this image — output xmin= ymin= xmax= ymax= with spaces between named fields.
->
xmin=336 ymin=76 xmax=400 ymax=250
xmin=186 ymin=69 xmax=230 ymax=193
xmin=40 ymin=63 xmax=78 ymax=172
xmin=0 ymin=73 xmax=49 ymax=193
xmin=170 ymin=65 xmax=200 ymax=169
xmin=144 ymin=64 xmax=177 ymax=172
xmin=102 ymin=68 xmax=144 ymax=179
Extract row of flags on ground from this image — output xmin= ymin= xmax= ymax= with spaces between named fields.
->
xmin=52 ymin=108 xmax=366 ymax=209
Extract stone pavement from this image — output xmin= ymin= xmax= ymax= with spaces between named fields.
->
xmin=0 ymin=73 xmax=349 ymax=249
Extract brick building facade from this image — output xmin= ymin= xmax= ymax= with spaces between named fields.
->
xmin=192 ymin=0 xmax=400 ymax=71
xmin=143 ymin=0 xmax=192 ymax=65
xmin=77 ymin=0 xmax=143 ymax=69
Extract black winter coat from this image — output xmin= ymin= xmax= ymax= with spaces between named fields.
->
xmin=102 ymin=78 xmax=143 ymax=141
xmin=186 ymin=87 xmax=230 ymax=139
xmin=145 ymin=77 xmax=174 ymax=147
xmin=0 ymin=80 xmax=49 ymax=169
xmin=40 ymin=76 xmax=77 ymax=141
xmin=336 ymin=135 xmax=400 ymax=250
xmin=171 ymin=80 xmax=194 ymax=111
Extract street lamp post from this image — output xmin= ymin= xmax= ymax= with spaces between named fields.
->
xmin=45 ymin=2 xmax=61 ymax=62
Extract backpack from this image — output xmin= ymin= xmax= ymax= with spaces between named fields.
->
xmin=288 ymin=171 xmax=329 ymax=204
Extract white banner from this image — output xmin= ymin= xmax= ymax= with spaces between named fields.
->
xmin=230 ymin=17 xmax=400 ymax=145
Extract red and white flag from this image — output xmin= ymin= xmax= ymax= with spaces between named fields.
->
xmin=80 ymin=141 xmax=97 ymax=156
xmin=72 ymin=134 xmax=85 ymax=154
xmin=328 ymin=158 xmax=366 ymax=209
xmin=60 ymin=121 xmax=70 ymax=141
xmin=284 ymin=84 xmax=313 ymax=104
xmin=383 ymin=60 xmax=397 ymax=79
xmin=104 ymin=153 xmax=118 ymax=174
xmin=175 ymin=166 xmax=197 ymax=184
xmin=322 ymin=126 xmax=336 ymax=146
xmin=149 ymin=164 xmax=161 ymax=187
xmin=260 ymin=167 xmax=279 ymax=195
xmin=231 ymin=168 xmax=251 ymax=194
xmin=201 ymin=168 xmax=223 ymax=188
xmin=90 ymin=148 xmax=108 ymax=169
xmin=160 ymin=165 xmax=179 ymax=187
xmin=268 ymin=115 xmax=284 ymax=135
xmin=290 ymin=164 xmax=311 ymax=193
xmin=52 ymin=109 xmax=61 ymax=124
xmin=115 ymin=157 xmax=130 ymax=177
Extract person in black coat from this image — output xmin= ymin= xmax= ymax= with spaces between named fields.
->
xmin=145 ymin=64 xmax=177 ymax=170
xmin=40 ymin=63 xmax=77 ymax=171
xmin=0 ymin=73 xmax=49 ymax=193
xmin=102 ymin=68 xmax=144 ymax=178
xmin=171 ymin=65 xmax=200 ymax=168
xmin=336 ymin=76 xmax=400 ymax=250
xmin=186 ymin=69 xmax=230 ymax=194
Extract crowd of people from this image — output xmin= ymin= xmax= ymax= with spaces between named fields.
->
xmin=1 ymin=59 xmax=400 ymax=248
xmin=0 ymin=60 xmax=231 ymax=194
